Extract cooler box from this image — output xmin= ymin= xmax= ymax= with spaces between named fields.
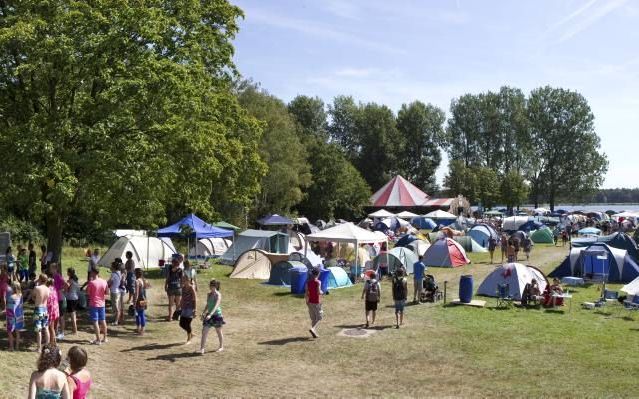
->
xmin=290 ymin=267 xmax=309 ymax=295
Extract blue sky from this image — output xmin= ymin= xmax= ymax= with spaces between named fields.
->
xmin=231 ymin=0 xmax=638 ymax=190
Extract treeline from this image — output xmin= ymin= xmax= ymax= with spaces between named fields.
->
xmin=0 ymin=1 xmax=610 ymax=256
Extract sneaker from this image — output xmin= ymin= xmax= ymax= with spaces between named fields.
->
xmin=365 ymin=322 xmax=369 ymax=328
xmin=309 ymin=329 xmax=318 ymax=338
xmin=89 ymin=339 xmax=101 ymax=346
xmin=56 ymin=333 xmax=64 ymax=340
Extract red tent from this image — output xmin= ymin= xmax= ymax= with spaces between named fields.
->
xmin=370 ymin=175 xmax=429 ymax=207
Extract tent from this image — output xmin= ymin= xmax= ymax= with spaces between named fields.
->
xmin=396 ymin=234 xmax=418 ymax=248
xmin=157 ymin=213 xmax=234 ymax=239
xmin=453 ymin=236 xmax=488 ymax=253
xmin=549 ymin=243 xmax=639 ymax=283
xmin=396 ymin=210 xmax=420 ymax=219
xmin=188 ymin=238 xmax=232 ymax=258
xmin=502 ymin=216 xmax=530 ymax=231
xmin=422 ymin=238 xmax=470 ymax=268
xmin=288 ymin=231 xmax=306 ymax=250
xmin=326 ymin=266 xmax=353 ymax=289
xmin=572 ymin=232 xmax=639 ymax=261
xmin=484 ymin=210 xmax=503 ymax=217
xmin=306 ymin=222 xmax=387 ymax=270
xmin=369 ymin=175 xmax=429 ymax=207
xmin=477 ymin=263 xmax=549 ymax=300
xmin=368 ymin=209 xmax=395 ymax=218
xmin=99 ymin=236 xmax=176 ymax=269
xmin=372 ymin=247 xmax=418 ymax=274
xmin=531 ymin=227 xmax=555 ymax=244
xmin=424 ymin=210 xmax=457 ymax=219
xmin=411 ymin=217 xmax=437 ymax=229
xmin=212 ymin=221 xmax=241 ymax=232
xmin=229 ymin=249 xmax=283 ymax=279
xmin=519 ymin=220 xmax=544 ymax=232
xmin=468 ymin=224 xmax=499 ymax=248
xmin=288 ymin=250 xmax=323 ymax=269
xmin=578 ymin=227 xmax=601 ymax=235
xmin=267 ymin=261 xmax=306 ymax=286
xmin=258 ymin=214 xmax=294 ymax=226
xmin=221 ymin=230 xmax=289 ymax=264
xmin=407 ymin=239 xmax=430 ymax=256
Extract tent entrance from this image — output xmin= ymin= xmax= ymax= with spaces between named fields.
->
xmin=580 ymin=250 xmax=609 ymax=281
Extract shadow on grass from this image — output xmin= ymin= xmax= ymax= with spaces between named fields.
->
xmin=273 ymin=292 xmax=304 ymax=298
xmin=146 ymin=352 xmax=204 ymax=362
xmin=335 ymin=324 xmax=394 ymax=331
xmin=258 ymin=337 xmax=311 ymax=345
xmin=121 ymin=342 xmax=184 ymax=352
xmin=594 ymin=310 xmax=613 ymax=316
xmin=544 ymin=309 xmax=566 ymax=314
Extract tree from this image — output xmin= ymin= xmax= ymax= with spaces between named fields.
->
xmin=500 ymin=170 xmax=529 ymax=211
xmin=327 ymin=95 xmax=360 ymax=158
xmin=236 ymin=83 xmax=311 ymax=218
xmin=444 ymin=160 xmax=478 ymax=201
xmin=396 ymin=101 xmax=444 ymax=193
xmin=0 ymin=1 xmax=264 ymax=260
xmin=527 ymin=87 xmax=608 ymax=210
xmin=287 ymin=95 xmax=328 ymax=140
xmin=475 ymin=168 xmax=501 ymax=209
xmin=445 ymin=94 xmax=483 ymax=168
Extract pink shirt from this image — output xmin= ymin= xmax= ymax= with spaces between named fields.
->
xmin=54 ymin=273 xmax=65 ymax=297
xmin=87 ymin=278 xmax=108 ymax=308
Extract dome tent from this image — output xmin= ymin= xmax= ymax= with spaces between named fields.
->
xmin=372 ymin=247 xmax=419 ymax=275
xmin=325 ymin=266 xmax=353 ymax=289
xmin=396 ymin=234 xmax=418 ymax=248
xmin=188 ymin=238 xmax=232 ymax=258
xmin=99 ymin=236 xmax=176 ymax=269
xmin=453 ymin=236 xmax=488 ymax=253
xmin=422 ymin=237 xmax=470 ymax=268
xmin=411 ymin=217 xmax=437 ymax=229
xmin=549 ymin=242 xmax=639 ymax=283
xmin=407 ymin=239 xmax=430 ymax=256
xmin=477 ymin=263 xmax=548 ymax=300
xmin=468 ymin=224 xmax=499 ymax=248
xmin=530 ymin=227 xmax=554 ymax=244
xmin=267 ymin=261 xmax=306 ymax=286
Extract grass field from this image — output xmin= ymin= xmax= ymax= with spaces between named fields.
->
xmin=2 ymin=243 xmax=638 ymax=398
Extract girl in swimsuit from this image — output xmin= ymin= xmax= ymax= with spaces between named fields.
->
xmin=28 ymin=343 xmax=70 ymax=399
xmin=65 ymin=346 xmax=92 ymax=399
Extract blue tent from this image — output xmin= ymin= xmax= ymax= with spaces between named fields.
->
xmin=469 ymin=224 xmax=499 ymax=248
xmin=572 ymin=232 xmax=639 ymax=261
xmin=519 ymin=220 xmax=544 ymax=232
xmin=411 ymin=217 xmax=437 ymax=229
xmin=373 ymin=221 xmax=390 ymax=232
xmin=258 ymin=214 xmax=294 ymax=226
xmin=396 ymin=234 xmax=418 ymax=248
xmin=326 ymin=266 xmax=353 ymax=289
xmin=157 ymin=213 xmax=233 ymax=239
xmin=549 ymin=242 xmax=639 ymax=283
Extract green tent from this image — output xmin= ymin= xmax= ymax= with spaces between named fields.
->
xmin=453 ymin=236 xmax=488 ymax=253
xmin=213 ymin=221 xmax=241 ymax=232
xmin=531 ymin=227 xmax=554 ymax=244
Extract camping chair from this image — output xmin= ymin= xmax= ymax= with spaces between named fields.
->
xmin=603 ymin=289 xmax=619 ymax=303
xmin=521 ymin=283 xmax=539 ymax=307
xmin=623 ymin=295 xmax=639 ymax=318
xmin=496 ymin=283 xmax=513 ymax=308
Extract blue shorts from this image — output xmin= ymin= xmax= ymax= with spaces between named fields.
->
xmin=394 ymin=300 xmax=406 ymax=312
xmin=89 ymin=306 xmax=106 ymax=322
xmin=34 ymin=306 xmax=49 ymax=331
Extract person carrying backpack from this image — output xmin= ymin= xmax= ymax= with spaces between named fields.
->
xmin=391 ymin=268 xmax=408 ymax=329
xmin=361 ymin=275 xmax=381 ymax=328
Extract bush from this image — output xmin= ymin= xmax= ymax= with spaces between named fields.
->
xmin=0 ymin=215 xmax=44 ymax=243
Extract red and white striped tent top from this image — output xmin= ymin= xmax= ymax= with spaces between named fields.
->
xmin=370 ymin=175 xmax=429 ymax=207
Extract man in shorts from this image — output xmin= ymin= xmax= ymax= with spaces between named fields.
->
xmin=32 ymin=274 xmax=50 ymax=352
xmin=392 ymin=268 xmax=408 ymax=329
xmin=87 ymin=268 xmax=108 ymax=345
xmin=361 ymin=274 xmax=381 ymax=328
xmin=305 ymin=268 xmax=322 ymax=338
xmin=412 ymin=255 xmax=426 ymax=303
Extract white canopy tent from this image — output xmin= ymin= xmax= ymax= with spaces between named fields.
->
xmin=306 ymin=222 xmax=388 ymax=270
xmin=423 ymin=210 xmax=457 ymax=219
xmin=368 ymin=209 xmax=395 ymax=218
xmin=396 ymin=211 xmax=419 ymax=219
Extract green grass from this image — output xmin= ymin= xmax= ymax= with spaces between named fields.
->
xmin=2 ymin=243 xmax=638 ymax=397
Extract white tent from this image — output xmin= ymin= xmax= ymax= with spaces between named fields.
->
xmin=407 ymin=239 xmax=430 ymax=256
xmin=424 ymin=210 xmax=457 ymax=219
xmin=306 ymin=222 xmax=387 ymax=269
xmin=99 ymin=236 xmax=176 ymax=269
xmin=622 ymin=277 xmax=639 ymax=296
xmin=220 ymin=230 xmax=289 ymax=264
xmin=368 ymin=209 xmax=395 ymax=218
xmin=614 ymin=211 xmax=639 ymax=218
xmin=502 ymin=216 xmax=530 ymax=231
xmin=396 ymin=211 xmax=419 ymax=219
xmin=113 ymin=230 xmax=146 ymax=237
xmin=188 ymin=238 xmax=232 ymax=258
xmin=477 ymin=263 xmax=548 ymax=300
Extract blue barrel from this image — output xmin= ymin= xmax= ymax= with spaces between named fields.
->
xmin=319 ymin=268 xmax=331 ymax=294
xmin=459 ymin=275 xmax=473 ymax=303
xmin=290 ymin=268 xmax=309 ymax=295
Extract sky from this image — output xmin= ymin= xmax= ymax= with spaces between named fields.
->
xmin=231 ymin=0 xmax=639 ymax=190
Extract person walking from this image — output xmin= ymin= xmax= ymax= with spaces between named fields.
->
xmin=28 ymin=344 xmax=71 ymax=399
xmin=305 ymin=268 xmax=322 ymax=338
xmin=500 ymin=234 xmax=508 ymax=263
xmin=86 ymin=269 xmax=108 ymax=345
xmin=165 ymin=258 xmax=183 ymax=321
xmin=522 ymin=236 xmax=533 ymax=262
xmin=183 ymin=260 xmax=198 ymax=293
xmin=361 ymin=274 xmax=380 ymax=328
xmin=488 ymin=236 xmax=497 ymax=264
xmin=392 ymin=269 xmax=408 ymax=329
xmin=124 ymin=251 xmax=136 ymax=304
xmin=46 ymin=278 xmax=60 ymax=345
xmin=412 ymin=255 xmax=426 ymax=303
xmin=107 ymin=260 xmax=124 ymax=326
xmin=179 ymin=275 xmax=197 ymax=344
xmin=133 ymin=268 xmax=148 ymax=336
xmin=65 ymin=268 xmax=80 ymax=335
xmin=65 ymin=346 xmax=92 ymax=399
xmin=32 ymin=274 xmax=51 ymax=352
xmin=199 ymin=279 xmax=225 ymax=354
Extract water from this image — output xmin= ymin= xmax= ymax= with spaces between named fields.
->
xmin=522 ymin=204 xmax=639 ymax=213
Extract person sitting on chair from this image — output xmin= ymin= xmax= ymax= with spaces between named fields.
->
xmin=543 ymin=278 xmax=564 ymax=307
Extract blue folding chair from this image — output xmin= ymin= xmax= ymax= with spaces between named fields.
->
xmin=496 ymin=283 xmax=513 ymax=308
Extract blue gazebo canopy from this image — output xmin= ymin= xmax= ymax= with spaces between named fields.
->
xmin=257 ymin=214 xmax=294 ymax=226
xmin=157 ymin=213 xmax=234 ymax=239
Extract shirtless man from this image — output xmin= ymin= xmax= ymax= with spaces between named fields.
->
xmin=32 ymin=274 xmax=51 ymax=352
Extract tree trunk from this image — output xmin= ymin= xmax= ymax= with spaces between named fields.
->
xmin=549 ymin=190 xmax=555 ymax=212
xmin=46 ymin=212 xmax=64 ymax=269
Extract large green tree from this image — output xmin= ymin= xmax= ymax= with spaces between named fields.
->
xmin=287 ymin=95 xmax=328 ymax=141
xmin=327 ymin=95 xmax=360 ymax=158
xmin=396 ymin=101 xmax=444 ymax=193
xmin=0 ymin=1 xmax=264 ymax=259
xmin=527 ymin=86 xmax=608 ymax=209
xmin=235 ymin=83 xmax=311 ymax=218
xmin=500 ymin=170 xmax=529 ymax=211
xmin=443 ymin=160 xmax=478 ymax=201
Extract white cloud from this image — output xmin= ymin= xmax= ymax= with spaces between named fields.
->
xmin=545 ymin=0 xmax=628 ymax=43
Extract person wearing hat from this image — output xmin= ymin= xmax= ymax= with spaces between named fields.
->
xmin=305 ymin=267 xmax=322 ymax=338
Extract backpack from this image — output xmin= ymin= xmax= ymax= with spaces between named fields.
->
xmin=365 ymin=280 xmax=380 ymax=302
xmin=393 ymin=277 xmax=406 ymax=300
